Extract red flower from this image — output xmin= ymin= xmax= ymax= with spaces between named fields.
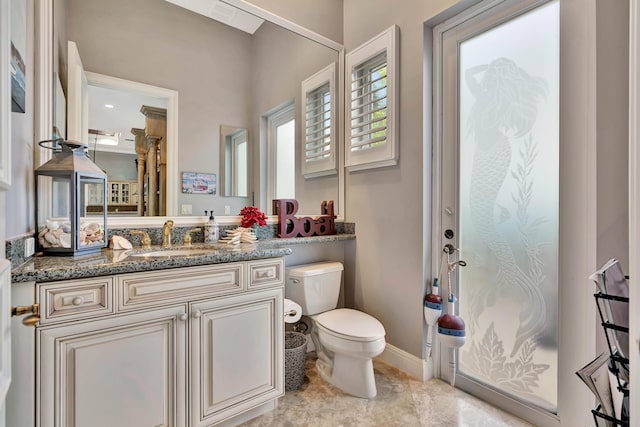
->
xmin=239 ymin=206 xmax=267 ymax=228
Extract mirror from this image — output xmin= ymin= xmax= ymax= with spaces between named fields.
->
xmin=50 ymin=0 xmax=344 ymax=222
xmin=220 ymin=125 xmax=249 ymax=198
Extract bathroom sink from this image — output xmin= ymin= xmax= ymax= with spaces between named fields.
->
xmin=130 ymin=248 xmax=214 ymax=258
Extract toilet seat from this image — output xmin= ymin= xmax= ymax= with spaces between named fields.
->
xmin=315 ymin=308 xmax=385 ymax=342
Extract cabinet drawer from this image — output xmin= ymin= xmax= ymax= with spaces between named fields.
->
xmin=38 ymin=277 xmax=115 ymax=325
xmin=118 ymin=264 xmax=243 ymax=311
xmin=247 ymin=259 xmax=284 ymax=289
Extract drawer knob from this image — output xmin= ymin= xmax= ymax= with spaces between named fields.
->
xmin=179 ymin=314 xmax=188 ymax=321
xmin=72 ymin=296 xmax=85 ymax=306
xmin=193 ymin=311 xmax=202 ymax=319
xmin=258 ymin=271 xmax=273 ymax=278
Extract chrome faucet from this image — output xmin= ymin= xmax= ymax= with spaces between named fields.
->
xmin=162 ymin=220 xmax=174 ymax=247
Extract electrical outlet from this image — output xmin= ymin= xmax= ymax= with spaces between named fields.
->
xmin=224 ymin=205 xmax=231 ymax=215
xmin=24 ymin=237 xmax=35 ymax=257
xmin=181 ymin=204 xmax=192 ymax=215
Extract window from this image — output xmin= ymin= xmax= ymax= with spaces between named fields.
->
xmin=301 ymin=63 xmax=337 ymax=178
xmin=266 ymin=103 xmax=295 ymax=201
xmin=346 ymin=25 xmax=398 ymax=171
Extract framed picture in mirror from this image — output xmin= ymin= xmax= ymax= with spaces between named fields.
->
xmin=182 ymin=172 xmax=217 ymax=195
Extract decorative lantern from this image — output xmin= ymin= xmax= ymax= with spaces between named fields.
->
xmin=35 ymin=140 xmax=107 ymax=256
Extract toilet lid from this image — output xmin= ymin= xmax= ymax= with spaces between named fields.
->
xmin=316 ymin=308 xmax=385 ymax=341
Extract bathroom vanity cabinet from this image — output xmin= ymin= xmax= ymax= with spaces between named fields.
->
xmin=26 ymin=258 xmax=285 ymax=427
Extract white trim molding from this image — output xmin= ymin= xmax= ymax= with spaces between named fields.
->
xmin=378 ymin=343 xmax=433 ymax=382
xmin=628 ymin=0 xmax=640 ymax=419
xmin=345 ymin=25 xmax=399 ymax=172
xmin=0 ymin=0 xmax=10 ymax=190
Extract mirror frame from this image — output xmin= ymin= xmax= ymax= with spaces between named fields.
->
xmin=35 ymin=0 xmax=345 ymax=227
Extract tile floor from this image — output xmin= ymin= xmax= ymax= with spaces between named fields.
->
xmin=240 ymin=353 xmax=534 ymax=427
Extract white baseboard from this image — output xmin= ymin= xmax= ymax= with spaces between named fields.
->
xmin=377 ymin=343 xmax=434 ymax=382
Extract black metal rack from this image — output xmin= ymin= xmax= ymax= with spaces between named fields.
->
xmin=591 ymin=291 xmax=629 ymax=427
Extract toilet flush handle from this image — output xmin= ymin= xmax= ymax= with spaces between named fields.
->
xmin=290 ymin=278 xmax=300 ymax=284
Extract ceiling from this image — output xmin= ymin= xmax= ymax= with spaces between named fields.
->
xmin=164 ymin=0 xmax=264 ymax=34
xmin=87 ymin=84 xmax=168 ymax=155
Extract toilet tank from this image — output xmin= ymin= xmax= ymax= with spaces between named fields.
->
xmin=285 ymin=262 xmax=344 ymax=315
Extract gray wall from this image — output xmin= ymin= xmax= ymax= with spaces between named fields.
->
xmin=594 ymin=0 xmax=629 ymax=377
xmin=596 ymin=2 xmax=629 ymax=269
xmin=342 ymin=0 xmax=460 ymax=358
xmin=6 ymin=0 xmax=35 ymax=238
xmin=343 ymin=0 xmax=631 ymax=365
xmin=65 ymin=0 xmax=253 ymax=217
xmin=62 ymin=0 xmax=340 ymax=218
xmin=89 ymin=151 xmax=137 ymax=181
xmin=250 ymin=21 xmax=339 ymax=215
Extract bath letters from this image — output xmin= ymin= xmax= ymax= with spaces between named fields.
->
xmin=272 ymin=199 xmax=337 ymax=238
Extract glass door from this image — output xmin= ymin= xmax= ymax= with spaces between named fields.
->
xmin=437 ymin=0 xmax=560 ymax=423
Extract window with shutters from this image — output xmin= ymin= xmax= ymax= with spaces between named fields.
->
xmin=301 ymin=63 xmax=337 ymax=178
xmin=346 ymin=25 xmax=399 ymax=171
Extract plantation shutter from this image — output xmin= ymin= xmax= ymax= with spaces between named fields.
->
xmin=346 ymin=26 xmax=399 ymax=171
xmin=301 ymin=63 xmax=337 ymax=178
xmin=350 ymin=52 xmax=388 ymax=149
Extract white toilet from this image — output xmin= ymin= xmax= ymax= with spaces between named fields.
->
xmin=285 ymin=262 xmax=386 ymax=399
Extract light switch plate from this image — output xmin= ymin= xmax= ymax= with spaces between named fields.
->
xmin=24 ymin=237 xmax=35 ymax=257
xmin=181 ymin=204 xmax=192 ymax=215
xmin=224 ymin=205 xmax=231 ymax=215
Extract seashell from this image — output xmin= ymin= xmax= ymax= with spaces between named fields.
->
xmin=110 ymin=235 xmax=133 ymax=250
xmin=59 ymin=233 xmax=71 ymax=248
xmin=38 ymin=227 xmax=49 ymax=238
xmin=61 ymin=223 xmax=72 ymax=233
xmin=46 ymin=220 xmax=59 ymax=230
xmin=83 ymin=222 xmax=102 ymax=236
xmin=44 ymin=231 xmax=60 ymax=246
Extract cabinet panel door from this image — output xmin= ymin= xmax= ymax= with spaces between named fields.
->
xmin=38 ymin=306 xmax=186 ymax=427
xmin=190 ymin=289 xmax=283 ymax=427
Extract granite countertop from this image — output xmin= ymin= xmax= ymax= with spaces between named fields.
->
xmin=11 ymin=234 xmax=356 ymax=284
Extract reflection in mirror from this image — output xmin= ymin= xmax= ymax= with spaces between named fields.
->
xmin=51 ymin=0 xmax=343 ymax=222
xmin=87 ymin=83 xmax=169 ymax=216
xmin=220 ymin=125 xmax=249 ymax=198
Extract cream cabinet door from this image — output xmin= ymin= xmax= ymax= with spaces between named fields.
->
xmin=38 ymin=305 xmax=187 ymax=427
xmin=190 ymin=288 xmax=284 ymax=427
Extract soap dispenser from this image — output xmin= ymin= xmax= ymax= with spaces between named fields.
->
xmin=204 ymin=210 xmax=219 ymax=243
